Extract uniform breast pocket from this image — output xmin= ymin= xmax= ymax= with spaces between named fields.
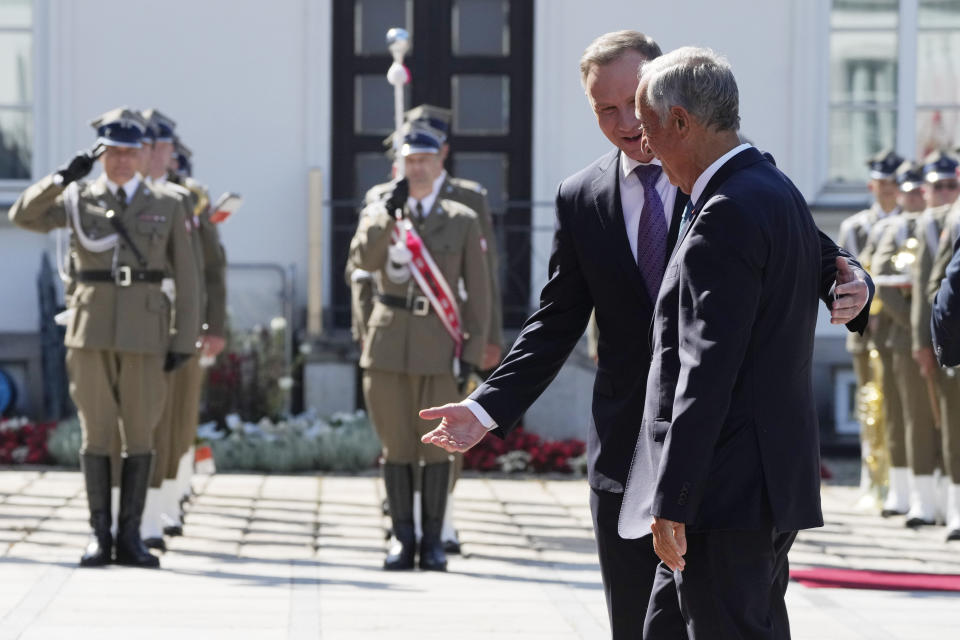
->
xmin=136 ymin=220 xmax=168 ymax=248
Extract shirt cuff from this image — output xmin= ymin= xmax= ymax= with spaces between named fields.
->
xmin=463 ymin=398 xmax=498 ymax=431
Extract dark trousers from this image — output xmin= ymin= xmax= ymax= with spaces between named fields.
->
xmin=590 ymin=488 xmax=686 ymax=640
xmin=645 ymin=526 xmax=796 ymax=640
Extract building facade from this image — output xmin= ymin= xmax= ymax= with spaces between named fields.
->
xmin=1 ymin=0 xmax=956 ymax=441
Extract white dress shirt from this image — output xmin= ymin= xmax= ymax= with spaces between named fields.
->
xmin=619 ymin=151 xmax=677 ymax=263
xmin=104 ymin=175 xmax=141 ymax=204
xmin=689 ymin=143 xmax=752 ymax=207
xmin=406 ymin=170 xmax=447 ymax=217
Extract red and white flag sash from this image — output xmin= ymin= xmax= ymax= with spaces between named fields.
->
xmin=390 ymin=219 xmax=464 ymax=361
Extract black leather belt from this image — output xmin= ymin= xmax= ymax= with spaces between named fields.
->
xmin=377 ymin=293 xmax=431 ymax=316
xmin=76 ymin=267 xmax=165 ymax=287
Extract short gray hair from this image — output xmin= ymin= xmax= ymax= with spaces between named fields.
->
xmin=579 ymin=30 xmax=662 ymax=86
xmin=638 ymin=47 xmax=740 ymax=132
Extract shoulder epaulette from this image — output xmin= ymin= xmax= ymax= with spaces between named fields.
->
xmin=448 ymin=177 xmax=487 ymax=196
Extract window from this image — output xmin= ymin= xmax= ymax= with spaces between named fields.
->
xmin=330 ymin=0 xmax=533 ymax=330
xmin=828 ymin=0 xmax=960 ymax=188
xmin=916 ymin=0 xmax=960 ymax=157
xmin=0 ymin=0 xmax=32 ymax=181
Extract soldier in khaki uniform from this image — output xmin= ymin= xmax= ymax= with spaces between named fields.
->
xmin=350 ymin=105 xmax=503 ymax=553
xmin=924 ymin=152 xmax=960 ymax=540
xmin=871 ymin=161 xmax=936 ymax=521
xmin=167 ymin=137 xmax=228 ymax=509
xmin=909 ymin=150 xmax=960 ymax=527
xmin=837 ymin=150 xmax=902 ymax=506
xmin=142 ymin=112 xmax=228 ymax=546
xmin=8 ymin=108 xmax=199 ymax=567
xmin=350 ymin=123 xmax=490 ymax=571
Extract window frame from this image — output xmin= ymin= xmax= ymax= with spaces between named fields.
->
xmin=0 ymin=0 xmax=44 ymax=207
xmin=330 ymin=0 xmax=533 ymax=330
xmin=818 ymin=0 xmax=936 ymax=206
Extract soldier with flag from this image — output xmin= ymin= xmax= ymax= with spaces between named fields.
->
xmin=349 ymin=122 xmax=490 ymax=571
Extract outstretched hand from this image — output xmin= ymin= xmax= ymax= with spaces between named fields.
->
xmin=831 ymin=256 xmax=869 ymax=324
xmin=419 ymin=403 xmax=489 ymax=453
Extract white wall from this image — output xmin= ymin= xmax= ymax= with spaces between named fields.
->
xmin=0 ymin=0 xmax=331 ymax=335
xmin=530 ymin=0 xmax=827 ymax=304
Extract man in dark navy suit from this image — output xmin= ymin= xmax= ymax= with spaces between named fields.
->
xmin=618 ymin=47 xmax=826 ymax=639
xmin=420 ymin=32 xmax=871 ymax=639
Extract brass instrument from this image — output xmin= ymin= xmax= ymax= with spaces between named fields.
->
xmin=857 ymin=349 xmax=889 ymax=505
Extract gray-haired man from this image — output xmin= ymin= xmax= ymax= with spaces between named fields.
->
xmin=619 ymin=47 xmax=824 ymax=639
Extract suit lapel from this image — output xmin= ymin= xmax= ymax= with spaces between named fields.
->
xmin=592 ymin=150 xmax=654 ymax=305
xmin=665 ymin=189 xmax=688 ymax=261
xmin=668 ymin=147 xmax=766 ymax=263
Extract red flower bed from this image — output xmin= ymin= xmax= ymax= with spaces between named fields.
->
xmin=462 ymin=426 xmax=586 ymax=474
xmin=0 ymin=418 xmax=56 ymax=465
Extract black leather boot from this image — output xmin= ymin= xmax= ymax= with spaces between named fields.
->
xmin=79 ymin=453 xmax=113 ymax=567
xmin=419 ymin=462 xmax=449 ymax=571
xmin=115 ymin=453 xmax=160 ymax=568
xmin=383 ymin=463 xmax=416 ymax=570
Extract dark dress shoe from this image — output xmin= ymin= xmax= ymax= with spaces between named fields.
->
xmin=881 ymin=508 xmax=906 ymax=518
xmin=947 ymin=528 xmax=960 ymax=542
xmin=144 ymin=537 xmax=167 ymax=552
xmin=443 ymin=538 xmax=461 ymax=555
xmin=163 ymin=525 xmax=183 ymax=537
xmin=419 ymin=535 xmax=448 ymax=571
xmin=905 ymin=517 xmax=936 ymax=528
xmin=384 ymin=536 xmax=416 ymax=570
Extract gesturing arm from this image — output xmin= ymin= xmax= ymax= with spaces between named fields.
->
xmin=421 ymin=182 xmax=594 ymax=451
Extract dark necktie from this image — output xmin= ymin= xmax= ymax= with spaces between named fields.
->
xmin=116 ymin=186 xmax=128 ymax=211
xmin=415 ymin=201 xmax=425 ymax=226
xmin=677 ymin=200 xmax=694 ymax=239
xmin=634 ymin=164 xmax=667 ymax=301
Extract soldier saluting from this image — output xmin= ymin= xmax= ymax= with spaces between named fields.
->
xmin=8 ymin=107 xmax=199 ymax=568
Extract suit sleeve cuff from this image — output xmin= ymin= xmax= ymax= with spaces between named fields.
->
xmin=463 ymin=399 xmax=498 ymax=430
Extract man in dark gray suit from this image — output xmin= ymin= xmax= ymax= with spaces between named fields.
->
xmin=619 ymin=47 xmax=824 ymax=639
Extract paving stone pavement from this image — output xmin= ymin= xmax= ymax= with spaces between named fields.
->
xmin=0 ymin=468 xmax=958 ymax=639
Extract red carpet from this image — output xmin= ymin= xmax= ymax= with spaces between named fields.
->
xmin=791 ymin=567 xmax=960 ymax=592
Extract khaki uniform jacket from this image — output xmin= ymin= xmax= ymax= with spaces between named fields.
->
xmin=861 ymin=215 xmax=901 ymax=351
xmin=9 ymin=174 xmax=199 ymax=355
xmin=154 ymin=179 xmax=205 ymax=340
xmin=838 ymin=203 xmax=897 ymax=354
xmin=351 ymin=174 xmax=503 ymax=346
xmin=873 ymin=214 xmax=919 ymax=351
xmin=912 ymin=204 xmax=954 ymax=352
xmin=176 ymin=176 xmax=228 ymax=336
xmin=350 ymin=198 xmax=490 ymax=374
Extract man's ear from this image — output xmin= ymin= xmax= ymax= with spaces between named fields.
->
xmin=671 ymin=106 xmax=691 ymax=138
